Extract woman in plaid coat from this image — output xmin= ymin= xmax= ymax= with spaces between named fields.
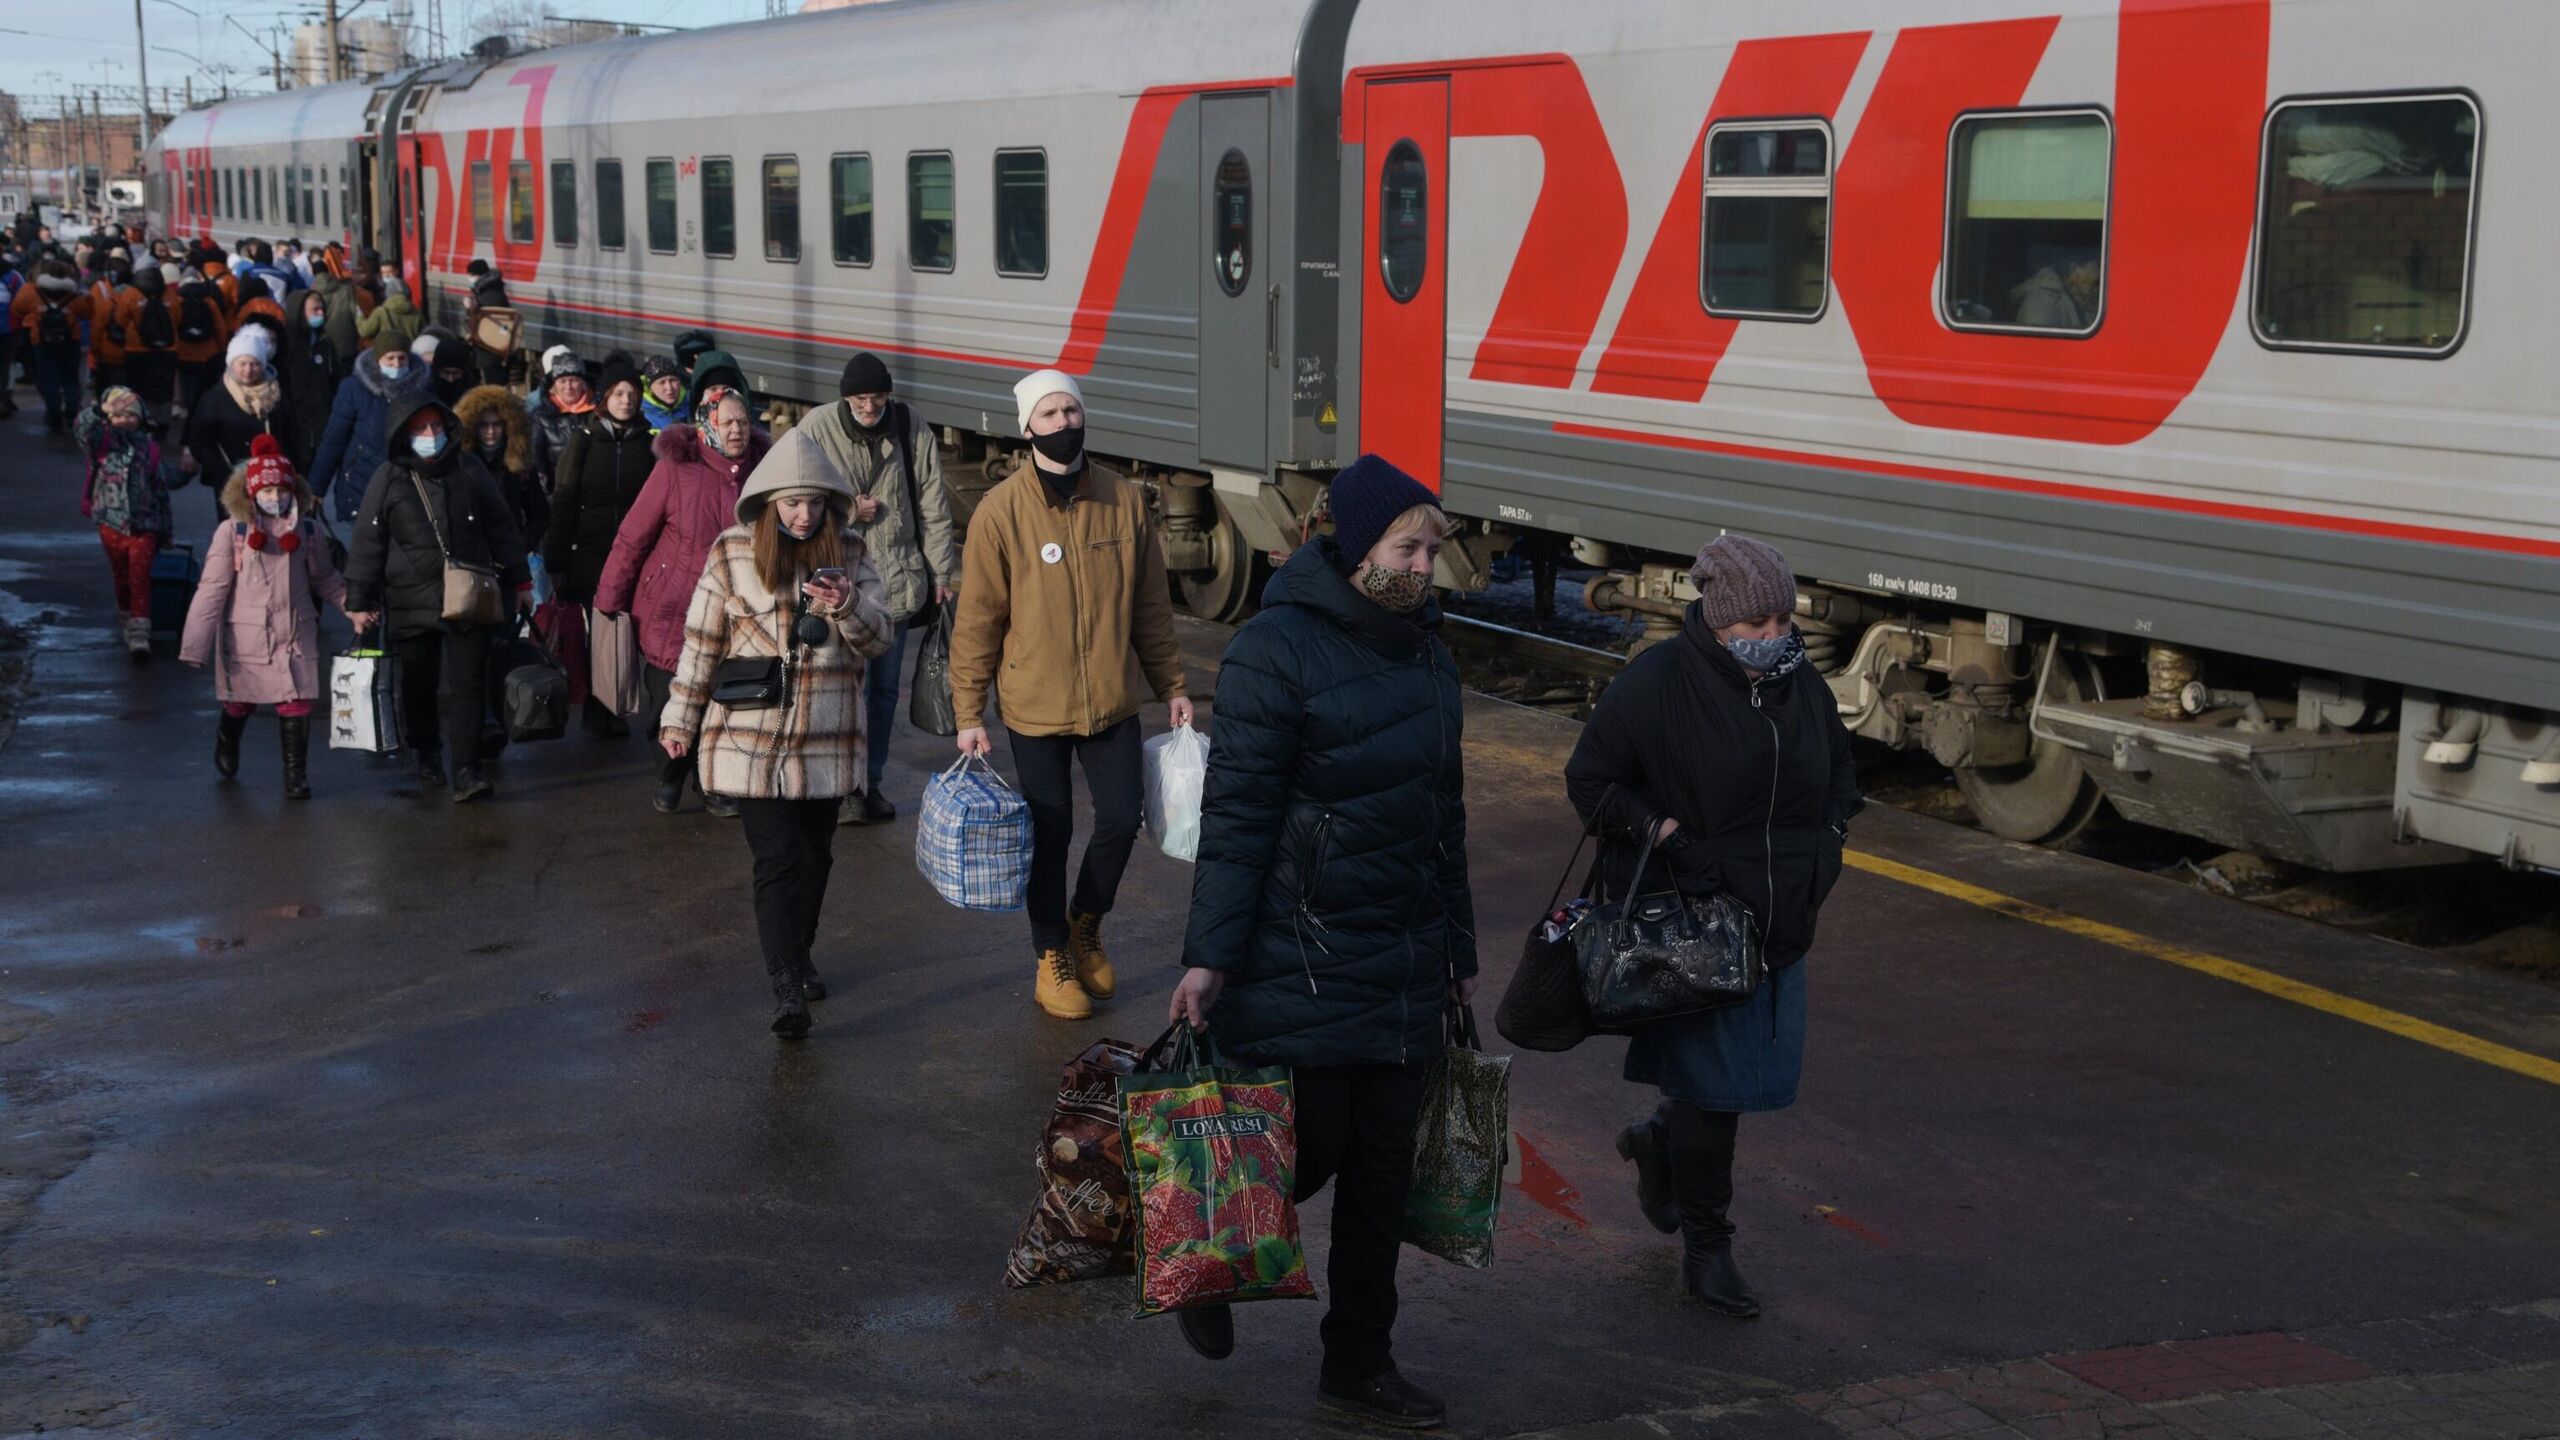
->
xmin=659 ymin=437 xmax=894 ymax=1037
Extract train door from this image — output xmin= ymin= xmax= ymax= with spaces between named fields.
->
xmin=1198 ymin=92 xmax=1272 ymax=472
xmin=395 ymin=134 xmax=427 ymax=301
xmin=1356 ymin=78 xmax=1449 ymax=489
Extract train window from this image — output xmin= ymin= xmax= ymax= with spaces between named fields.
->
xmin=1213 ymin=149 xmax=1251 ymax=297
xmin=221 ymin=169 xmax=233 ymax=218
xmin=907 ymin=152 xmax=954 ymax=273
xmin=470 ymin=161 xmax=495 ymax=245
xmin=645 ymin=159 xmax=677 ymax=254
xmin=551 ymin=162 xmax=578 ymax=247
xmin=703 ymin=157 xmax=736 ymax=259
xmin=340 ymin=167 xmax=350 ymax=230
xmin=763 ymin=156 xmax=801 ymax=263
xmin=1942 ymin=110 xmax=2111 ymax=335
xmin=507 ymin=161 xmax=535 ymax=244
xmin=994 ymin=149 xmax=1046 ymax=278
xmin=830 ymin=153 xmax=873 ymax=266
xmin=1702 ymin=121 xmax=1832 ymax=319
xmin=253 ymin=169 xmax=264 ymax=224
xmin=595 ymin=161 xmax=626 ymax=250
xmin=1378 ymin=139 xmax=1428 ymax=304
xmin=2254 ymin=93 xmax=2479 ymax=355
xmin=303 ymin=167 xmax=318 ymax=230
xmin=266 ymin=170 xmax=277 ymax=226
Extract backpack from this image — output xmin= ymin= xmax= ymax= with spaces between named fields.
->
xmin=178 ymin=290 xmax=219 ymax=343
xmin=136 ymin=297 xmax=175 ymax=350
xmin=35 ymin=301 xmax=73 ymax=349
xmin=94 ymin=284 xmax=125 ymax=345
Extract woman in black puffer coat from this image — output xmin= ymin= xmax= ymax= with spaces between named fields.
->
xmin=541 ymin=358 xmax=656 ymax=734
xmin=1169 ymin=454 xmax=1474 ymax=1431
xmin=1564 ymin=533 xmax=1861 ymax=1324
xmin=343 ymin=389 xmax=532 ymax=803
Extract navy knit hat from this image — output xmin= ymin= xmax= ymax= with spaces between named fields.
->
xmin=1327 ymin=453 xmax=1440 ymax=566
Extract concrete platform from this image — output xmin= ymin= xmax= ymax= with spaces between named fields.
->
xmin=1 ymin=407 xmax=2556 ymax=1440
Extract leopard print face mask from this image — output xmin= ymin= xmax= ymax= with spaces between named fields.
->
xmin=1354 ymin=562 xmax=1431 ymax=614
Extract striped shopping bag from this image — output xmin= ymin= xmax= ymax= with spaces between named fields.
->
xmin=916 ymin=754 xmax=1034 ymax=911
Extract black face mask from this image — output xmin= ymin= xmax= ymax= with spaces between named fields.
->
xmin=1029 ymin=424 xmax=1085 ymax=467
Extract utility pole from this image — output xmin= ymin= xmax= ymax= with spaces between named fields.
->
xmin=327 ymin=0 xmax=344 ymax=83
xmin=132 ymin=0 xmax=153 ymax=154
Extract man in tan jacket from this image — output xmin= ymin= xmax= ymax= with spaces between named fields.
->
xmin=952 ymin=368 xmax=1191 ymax=1021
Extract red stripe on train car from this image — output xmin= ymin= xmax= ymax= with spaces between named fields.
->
xmin=1548 ymin=420 xmax=2560 ymax=561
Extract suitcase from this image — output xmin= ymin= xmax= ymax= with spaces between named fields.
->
xmin=148 ymin=542 xmax=198 ymax=635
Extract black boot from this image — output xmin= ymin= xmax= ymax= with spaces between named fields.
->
xmin=214 ymin=710 xmax=247 ymax=779
xmin=280 ymin=715 xmax=311 ymax=800
xmin=1616 ymin=1115 xmax=1679 ymax=1235
xmin=1176 ymin=1304 xmax=1234 ymax=1361
xmin=415 ymin=746 xmax=447 ymax=789
xmin=1316 ymin=1367 xmax=1446 ymax=1429
xmin=771 ymin=973 xmax=812 ymax=1038
xmin=798 ymin=964 xmax=828 ymax=1003
xmin=1670 ymin=1143 xmax=1760 ymax=1318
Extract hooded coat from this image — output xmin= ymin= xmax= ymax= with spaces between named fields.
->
xmin=354 ymin=287 xmax=423 ymax=355
xmin=595 ymin=421 xmax=774 ymax=673
xmin=452 ymin=384 xmax=548 ymax=543
xmin=311 ymin=269 xmax=363 ymax=359
xmin=1181 ymin=539 xmax=1477 ymax=1069
xmin=543 ymin=409 xmax=658 ymax=600
xmin=179 ymin=469 xmax=346 ymax=704
xmin=342 ymin=390 xmax=533 ymax=638
xmin=659 ymin=438 xmax=894 ymax=801
xmin=281 ymin=299 xmax=347 ymax=472
xmin=1561 ymin=604 xmax=1863 ymax=1111
xmin=310 ymin=356 xmax=429 ymax=522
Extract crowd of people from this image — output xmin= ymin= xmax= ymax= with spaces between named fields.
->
xmin=8 ymin=213 xmax=1865 ymax=1434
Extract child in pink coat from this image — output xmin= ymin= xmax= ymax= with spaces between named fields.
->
xmin=180 ymin=434 xmax=353 ymax=799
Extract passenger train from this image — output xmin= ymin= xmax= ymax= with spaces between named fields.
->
xmin=142 ymin=0 xmax=2560 ymax=875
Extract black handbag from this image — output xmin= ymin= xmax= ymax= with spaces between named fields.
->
xmin=496 ymin=626 xmax=569 ymax=743
xmin=908 ymin=598 xmax=958 ymax=736
xmin=1572 ymin=822 xmax=1762 ymax=1029
xmin=1493 ymin=794 xmax=1607 ymax=1053
xmin=710 ymin=656 xmax=783 ymax=710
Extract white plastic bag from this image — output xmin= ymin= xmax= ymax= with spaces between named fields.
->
xmin=1142 ymin=723 xmax=1211 ymax=863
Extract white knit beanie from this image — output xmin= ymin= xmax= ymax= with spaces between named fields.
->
xmin=225 ymin=327 xmax=275 ymax=369
xmin=1012 ymin=368 xmax=1083 ymax=435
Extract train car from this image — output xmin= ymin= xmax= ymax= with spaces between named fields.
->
xmin=147 ymin=82 xmax=374 ymax=256
xmin=142 ymin=0 xmax=2560 ymax=877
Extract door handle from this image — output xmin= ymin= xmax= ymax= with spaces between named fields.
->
xmin=1267 ymin=283 xmax=1280 ymax=369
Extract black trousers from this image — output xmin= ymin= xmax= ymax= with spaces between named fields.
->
xmin=1292 ymin=1062 xmax=1431 ymax=1382
xmin=1006 ymin=716 xmax=1142 ymax=952
xmin=0 ymin=331 xmax=17 ymax=410
xmin=735 ymin=797 xmax=838 ymax=994
xmin=640 ymin=663 xmax=690 ymax=788
xmin=393 ymin=624 xmax=494 ymax=758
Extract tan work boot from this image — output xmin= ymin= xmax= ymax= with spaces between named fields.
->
xmin=1034 ymin=947 xmax=1094 ymax=1020
xmin=1067 ymin=911 xmax=1117 ymax=999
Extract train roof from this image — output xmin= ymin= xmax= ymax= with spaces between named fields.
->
xmin=151 ymin=76 xmax=388 ymax=156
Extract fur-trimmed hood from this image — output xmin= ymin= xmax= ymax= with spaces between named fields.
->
xmin=220 ymin=465 xmax=320 ymax=523
xmin=453 ymin=383 xmax=533 ymax=477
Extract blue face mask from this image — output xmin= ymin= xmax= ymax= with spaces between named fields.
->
xmin=409 ymin=430 xmax=446 ymax=460
xmin=306 ymin=312 xmax=325 ymax=329
xmin=1725 ymin=631 xmax=1802 ymax=673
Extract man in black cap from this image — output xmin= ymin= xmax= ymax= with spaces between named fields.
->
xmin=671 ymin=329 xmax=716 ymax=377
xmin=758 ymin=351 xmax=958 ymax=824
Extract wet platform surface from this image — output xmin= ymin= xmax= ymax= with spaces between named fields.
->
xmin=1 ymin=412 xmax=2557 ymax=1439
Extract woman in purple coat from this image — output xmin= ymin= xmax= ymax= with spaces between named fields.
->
xmin=594 ymin=387 xmax=772 ymax=816
xmin=179 ymin=435 xmax=356 ymax=799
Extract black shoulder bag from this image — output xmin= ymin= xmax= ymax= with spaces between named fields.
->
xmin=1570 ymin=822 xmax=1762 ymax=1030
xmin=1493 ymin=790 xmax=1609 ymax=1053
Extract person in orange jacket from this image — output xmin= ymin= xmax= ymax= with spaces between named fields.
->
xmin=86 ymin=259 xmax=134 ymax=393
xmin=11 ymin=263 xmax=93 ymax=432
xmin=116 ymin=267 xmax=184 ymax=433
xmin=172 ymin=267 xmax=235 ymax=416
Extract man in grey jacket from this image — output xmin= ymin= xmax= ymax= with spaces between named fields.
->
xmin=764 ymin=351 xmax=959 ymax=824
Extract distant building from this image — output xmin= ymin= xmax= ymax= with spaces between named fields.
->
xmin=291 ymin=19 xmax=406 ymax=85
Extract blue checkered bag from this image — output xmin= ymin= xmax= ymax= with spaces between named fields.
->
xmin=917 ymin=754 xmax=1034 ymax=912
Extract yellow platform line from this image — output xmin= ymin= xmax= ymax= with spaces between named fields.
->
xmin=1844 ymin=850 xmax=2560 ymax=1088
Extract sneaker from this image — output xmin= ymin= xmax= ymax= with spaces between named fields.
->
xmin=415 ymin=748 xmax=448 ymax=789
xmin=123 ymin=616 xmax=151 ymax=660
xmin=1317 ymin=1367 xmax=1446 ymax=1430
xmin=1176 ymin=1304 xmax=1234 ymax=1361
xmin=1033 ymin=948 xmax=1094 ymax=1021
xmin=1067 ymin=911 xmax=1116 ymax=1000
xmin=451 ymin=767 xmax=494 ymax=803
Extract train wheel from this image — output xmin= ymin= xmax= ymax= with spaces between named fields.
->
xmin=1952 ymin=648 xmax=2108 ymax=844
xmin=1174 ymin=510 xmax=1266 ymax=624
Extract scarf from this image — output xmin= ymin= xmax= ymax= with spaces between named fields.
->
xmin=224 ymin=369 xmax=282 ymax=419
